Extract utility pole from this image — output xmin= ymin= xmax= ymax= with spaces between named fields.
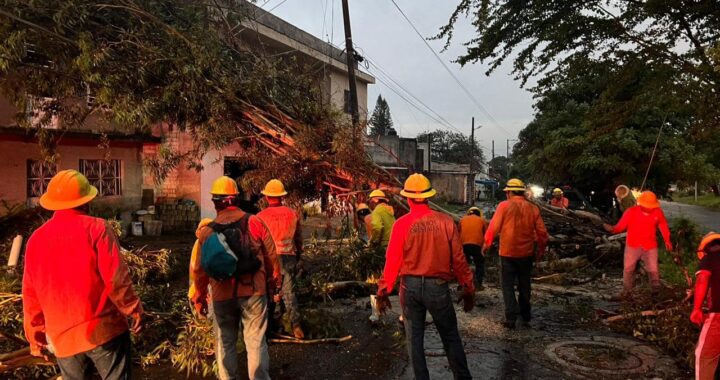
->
xmin=470 ymin=117 xmax=475 ymax=173
xmin=427 ymin=132 xmax=432 ymax=173
xmin=341 ymin=0 xmax=360 ymax=133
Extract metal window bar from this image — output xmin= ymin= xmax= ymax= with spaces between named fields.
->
xmin=26 ymin=160 xmax=56 ymax=198
xmin=79 ymin=159 xmax=122 ymax=196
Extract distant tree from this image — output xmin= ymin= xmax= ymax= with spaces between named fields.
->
xmin=368 ymin=95 xmax=394 ymax=136
xmin=488 ymin=156 xmax=509 ymax=184
xmin=417 ymin=129 xmax=485 ymax=171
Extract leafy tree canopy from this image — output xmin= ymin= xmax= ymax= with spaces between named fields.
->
xmin=417 ymin=129 xmax=485 ymax=172
xmin=438 ymin=0 xmax=720 ymax=194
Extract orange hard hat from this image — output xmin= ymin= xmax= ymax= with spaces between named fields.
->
xmin=357 ymin=203 xmax=370 ymax=212
xmin=698 ymin=232 xmax=720 ymax=260
xmin=39 ymin=169 xmax=98 ymax=211
xmin=261 ymin=179 xmax=287 ymax=197
xmin=210 ymin=176 xmax=239 ymax=195
xmin=636 ymin=191 xmax=660 ymax=209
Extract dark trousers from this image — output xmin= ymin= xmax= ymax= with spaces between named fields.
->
xmin=462 ymin=244 xmax=484 ymax=287
xmin=400 ymin=276 xmax=472 ymax=380
xmin=280 ymin=255 xmax=302 ymax=325
xmin=501 ymin=256 xmax=534 ymax=322
xmin=56 ymin=331 xmax=131 ymax=380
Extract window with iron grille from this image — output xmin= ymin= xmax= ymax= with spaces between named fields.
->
xmin=27 ymin=160 xmax=57 ymax=198
xmin=79 ymin=159 xmax=122 ymax=196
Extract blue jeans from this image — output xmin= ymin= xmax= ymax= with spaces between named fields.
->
xmin=56 ymin=331 xmax=131 ymax=380
xmin=400 ymin=276 xmax=472 ymax=380
xmin=212 ymin=295 xmax=270 ymax=380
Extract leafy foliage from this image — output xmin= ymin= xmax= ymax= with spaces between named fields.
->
xmin=417 ymin=129 xmax=485 ymax=170
xmin=368 ymin=95 xmax=394 ymax=136
xmin=438 ymin=0 xmax=720 ymax=193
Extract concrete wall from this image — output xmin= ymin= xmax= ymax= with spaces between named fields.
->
xmin=0 ymin=140 xmax=144 ymax=214
xmin=328 ymin=68 xmax=369 ymax=119
xmin=428 ymin=172 xmax=470 ymax=204
xmin=367 ymin=135 xmax=417 ymax=169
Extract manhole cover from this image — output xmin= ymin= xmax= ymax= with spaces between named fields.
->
xmin=545 ymin=336 xmax=658 ymax=377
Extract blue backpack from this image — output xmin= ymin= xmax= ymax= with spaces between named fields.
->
xmin=200 ymin=214 xmax=261 ymax=280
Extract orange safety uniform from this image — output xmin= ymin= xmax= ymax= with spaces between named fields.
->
xmin=611 ymin=205 xmax=671 ymax=250
xmin=459 ymin=214 xmax=488 ymax=246
xmin=550 ymin=197 xmax=569 ymax=209
xmin=484 ymin=195 xmax=549 ymax=257
xmin=257 ymin=205 xmax=303 ymax=256
xmin=23 ymin=209 xmax=143 ymax=358
xmin=377 ymin=202 xmax=475 ymax=294
xmin=190 ymin=208 xmax=281 ymax=306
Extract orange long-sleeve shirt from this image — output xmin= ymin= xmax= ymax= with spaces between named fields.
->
xmin=23 ymin=210 xmax=143 ymax=358
xmin=459 ymin=214 xmax=488 ymax=246
xmin=550 ymin=197 xmax=569 ymax=209
xmin=484 ymin=196 xmax=549 ymax=258
xmin=257 ymin=205 xmax=303 ymax=256
xmin=190 ymin=208 xmax=281 ymax=305
xmin=611 ymin=205 xmax=671 ymax=250
xmin=377 ymin=202 xmax=474 ymax=295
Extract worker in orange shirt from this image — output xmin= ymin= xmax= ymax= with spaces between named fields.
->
xmin=484 ymin=178 xmax=549 ymax=329
xmin=23 ymin=170 xmax=144 ymax=380
xmin=257 ymin=179 xmax=305 ymax=339
xmin=691 ymin=232 xmax=720 ymax=380
xmin=603 ymin=190 xmax=672 ymax=295
xmin=459 ymin=207 xmax=489 ymax=290
xmin=356 ymin=203 xmax=372 ymax=241
xmin=376 ymin=174 xmax=474 ymax=380
xmin=549 ymin=188 xmax=569 ymax=209
xmin=190 ymin=176 xmax=281 ymax=380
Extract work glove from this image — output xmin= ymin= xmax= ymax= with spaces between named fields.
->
xmin=376 ymin=290 xmax=392 ymax=316
xmin=602 ymin=223 xmax=614 ymax=233
xmin=691 ymin=308 xmax=706 ymax=326
xmin=665 ymin=242 xmax=673 ymax=252
xmin=457 ymin=288 xmax=475 ymax=313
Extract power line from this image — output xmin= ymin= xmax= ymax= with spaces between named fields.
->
xmin=389 ymin=0 xmax=512 ymax=137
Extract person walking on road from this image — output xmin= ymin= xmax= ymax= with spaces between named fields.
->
xmin=190 ymin=176 xmax=281 ymax=380
xmin=484 ymin=178 xmax=549 ymax=329
xmin=459 ymin=206 xmax=489 ymax=290
xmin=368 ymin=189 xmax=395 ymax=248
xmin=376 ymin=173 xmax=475 ymax=380
xmin=603 ymin=190 xmax=672 ymax=295
xmin=257 ymin=179 xmax=305 ymax=339
xmin=23 ymin=169 xmax=144 ymax=380
xmin=691 ymin=232 xmax=720 ymax=380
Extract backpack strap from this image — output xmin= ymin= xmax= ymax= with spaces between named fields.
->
xmin=232 ymin=214 xmax=252 ymax=299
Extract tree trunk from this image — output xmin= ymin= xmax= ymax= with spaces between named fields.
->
xmin=711 ymin=184 xmax=719 ymax=197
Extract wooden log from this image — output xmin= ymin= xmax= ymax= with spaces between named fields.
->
xmin=269 ymin=335 xmax=353 ymax=344
xmin=536 ymin=256 xmax=589 ymax=273
xmin=603 ymin=306 xmax=682 ymax=323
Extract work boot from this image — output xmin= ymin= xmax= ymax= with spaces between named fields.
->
xmin=292 ymin=324 xmax=305 ymax=340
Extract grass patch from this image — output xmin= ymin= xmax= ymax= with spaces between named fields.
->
xmin=674 ymin=194 xmax=720 ymax=210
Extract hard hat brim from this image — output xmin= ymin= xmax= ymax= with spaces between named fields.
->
xmin=637 ymin=199 xmax=660 ymax=209
xmin=400 ymin=188 xmax=437 ymax=199
xmin=503 ymin=186 xmax=526 ymax=192
xmin=39 ymin=185 xmax=98 ymax=211
xmin=261 ymin=190 xmax=288 ymax=197
xmin=698 ymin=233 xmax=720 ymax=259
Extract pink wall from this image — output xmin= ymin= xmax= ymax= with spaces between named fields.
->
xmin=0 ymin=140 xmax=144 ymax=214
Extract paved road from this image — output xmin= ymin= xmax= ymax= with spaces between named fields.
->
xmin=660 ymin=200 xmax=720 ymax=232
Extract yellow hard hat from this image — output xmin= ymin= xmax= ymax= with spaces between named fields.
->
xmin=467 ymin=207 xmax=482 ymax=217
xmin=211 ymin=176 xmax=239 ymax=195
xmin=552 ymin=188 xmax=563 ymax=195
xmin=615 ymin=185 xmax=630 ymax=199
xmin=698 ymin=232 xmax=720 ymax=260
xmin=369 ymin=189 xmax=387 ymax=199
xmin=261 ymin=179 xmax=287 ymax=197
xmin=39 ymin=169 xmax=98 ymax=211
xmin=357 ymin=203 xmax=370 ymax=212
xmin=400 ymin=173 xmax=437 ymax=199
xmin=503 ymin=178 xmax=526 ymax=192
xmin=637 ymin=191 xmax=660 ymax=209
